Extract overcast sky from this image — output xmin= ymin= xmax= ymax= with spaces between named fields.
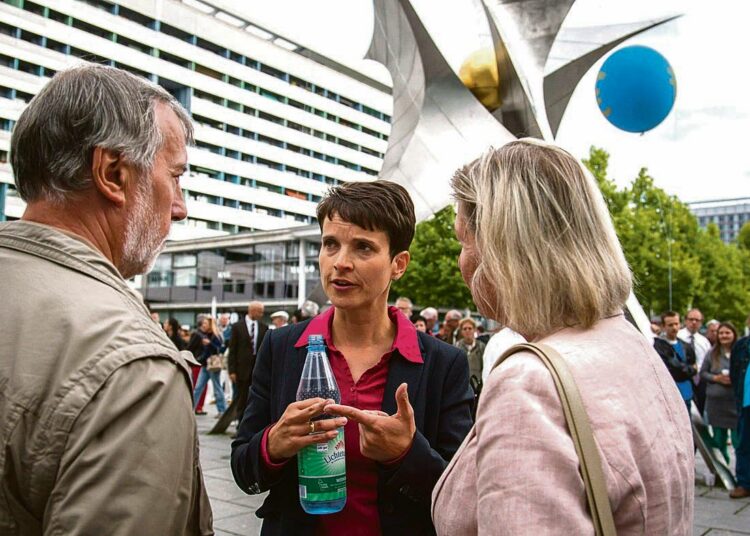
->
xmin=241 ymin=0 xmax=749 ymax=203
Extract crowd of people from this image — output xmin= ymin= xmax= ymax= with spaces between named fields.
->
xmin=652 ymin=308 xmax=750 ymax=498
xmin=152 ymin=301 xmax=319 ymax=423
xmin=3 ymin=63 xmax=746 ymax=535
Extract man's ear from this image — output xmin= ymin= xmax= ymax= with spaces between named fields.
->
xmin=91 ymin=146 xmax=134 ymax=206
xmin=391 ymin=250 xmax=411 ymax=281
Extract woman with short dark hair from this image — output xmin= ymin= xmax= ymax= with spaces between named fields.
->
xmin=231 ymin=180 xmax=473 ymax=535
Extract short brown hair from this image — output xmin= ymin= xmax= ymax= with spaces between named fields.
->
xmin=317 ymin=180 xmax=415 ymax=257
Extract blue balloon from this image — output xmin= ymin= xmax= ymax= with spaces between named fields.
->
xmin=595 ymin=45 xmax=676 ymax=133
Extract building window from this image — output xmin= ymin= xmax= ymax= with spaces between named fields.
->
xmin=118 ymin=5 xmax=155 ymax=27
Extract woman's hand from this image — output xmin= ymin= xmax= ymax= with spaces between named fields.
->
xmin=325 ymin=383 xmax=416 ymax=463
xmin=714 ymin=374 xmax=731 ymax=386
xmin=267 ymin=398 xmax=346 ymax=462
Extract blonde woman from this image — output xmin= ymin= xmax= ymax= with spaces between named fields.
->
xmin=190 ymin=316 xmax=226 ymax=417
xmin=432 ymin=140 xmax=694 ymax=534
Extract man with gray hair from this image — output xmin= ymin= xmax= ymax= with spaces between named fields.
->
xmin=395 ymin=296 xmax=413 ymax=319
xmin=438 ymin=309 xmax=463 ymax=345
xmin=0 ymin=65 xmax=211 ymax=534
xmin=420 ymin=306 xmax=439 ymax=335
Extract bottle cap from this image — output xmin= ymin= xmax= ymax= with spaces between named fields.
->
xmin=308 ymin=334 xmax=324 ymax=346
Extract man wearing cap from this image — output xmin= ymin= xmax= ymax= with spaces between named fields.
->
xmin=270 ymin=311 xmax=289 ymax=329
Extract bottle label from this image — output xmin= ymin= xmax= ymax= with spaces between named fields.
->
xmin=298 ymin=429 xmax=346 ymax=502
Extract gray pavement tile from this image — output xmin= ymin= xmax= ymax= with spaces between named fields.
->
xmin=226 ymin=492 xmax=268 ymax=510
xmin=203 ymin=464 xmax=236 ymax=483
xmin=204 ymin=474 xmax=251 ymax=502
xmin=213 ymin=512 xmax=262 ymax=536
xmin=695 ymin=514 xmax=750 ymax=533
xmin=210 ymin=498 xmax=254 ymax=521
xmin=200 ymin=458 xmax=229 ymax=472
xmin=695 ymin=496 xmax=746 ymax=519
xmin=699 ymin=530 xmax=750 ymax=535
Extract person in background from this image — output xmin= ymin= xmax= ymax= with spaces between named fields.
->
xmin=270 ymin=310 xmax=289 ymax=329
xmin=395 ymin=296 xmax=414 ymax=319
xmin=654 ymin=311 xmax=698 ymax=415
xmin=679 ymin=308 xmax=711 ymax=415
xmin=730 ymin=322 xmax=750 ymax=498
xmin=164 ymin=317 xmax=186 ymax=351
xmin=180 ymin=325 xmax=191 ymax=345
xmin=219 ymin=313 xmax=232 ymax=350
xmin=650 ymin=316 xmax=663 ymax=337
xmin=420 ymin=307 xmax=439 ymax=335
xmin=700 ymin=322 xmax=739 ymax=464
xmin=475 ymin=323 xmax=490 ymax=345
xmin=191 ymin=317 xmax=227 ymax=418
xmin=301 ymin=300 xmax=320 ymax=319
xmin=433 ymin=139 xmax=693 ymax=534
xmin=705 ymin=319 xmax=720 ymax=346
xmin=454 ymin=317 xmax=485 ymax=383
xmin=231 ymin=180 xmax=472 ymax=535
xmin=187 ymin=316 xmax=209 ymax=415
xmin=437 ymin=310 xmax=462 ymax=345
xmin=228 ymin=302 xmax=269 ymax=419
xmin=414 ymin=316 xmax=428 ymax=333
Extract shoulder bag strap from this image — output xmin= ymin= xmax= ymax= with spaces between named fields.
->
xmin=492 ymin=342 xmax=616 ymax=536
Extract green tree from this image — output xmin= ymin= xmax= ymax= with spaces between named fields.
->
xmin=390 ymin=205 xmax=474 ymax=309
xmin=583 ymin=146 xmax=627 ymax=215
xmin=692 ymin=223 xmax=748 ymax=324
xmin=624 ymin=168 xmax=702 ymax=316
xmin=584 ymin=146 xmax=750 ymax=325
xmin=737 ymin=221 xmax=750 ymax=251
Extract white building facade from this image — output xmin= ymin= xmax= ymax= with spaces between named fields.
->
xmin=688 ymin=197 xmax=750 ymax=244
xmin=0 ymin=0 xmax=392 ymax=238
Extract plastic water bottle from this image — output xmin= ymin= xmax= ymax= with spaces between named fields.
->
xmin=296 ymin=334 xmax=346 ymax=514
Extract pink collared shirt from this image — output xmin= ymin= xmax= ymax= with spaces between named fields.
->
xmin=261 ymin=306 xmax=422 ymax=535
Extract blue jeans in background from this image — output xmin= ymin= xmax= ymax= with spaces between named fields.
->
xmin=193 ymin=367 xmax=227 ymax=414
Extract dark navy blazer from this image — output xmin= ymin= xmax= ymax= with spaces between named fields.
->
xmin=230 ymin=319 xmax=474 ymax=536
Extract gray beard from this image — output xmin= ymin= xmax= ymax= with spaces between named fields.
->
xmin=120 ymin=184 xmax=167 ymax=278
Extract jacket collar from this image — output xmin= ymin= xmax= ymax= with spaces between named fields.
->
xmin=294 ymin=305 xmax=423 ymax=364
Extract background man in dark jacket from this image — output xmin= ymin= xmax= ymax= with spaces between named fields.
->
xmin=229 ymin=301 xmax=269 ymax=418
xmin=654 ymin=311 xmax=697 ymax=416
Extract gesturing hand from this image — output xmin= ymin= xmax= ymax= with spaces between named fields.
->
xmin=325 ymin=383 xmax=416 ymax=463
xmin=267 ymin=398 xmax=347 ymax=462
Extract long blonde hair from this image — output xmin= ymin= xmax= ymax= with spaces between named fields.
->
xmin=451 ymin=139 xmax=632 ymax=337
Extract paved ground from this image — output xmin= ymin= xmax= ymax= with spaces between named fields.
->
xmin=196 ymin=413 xmax=750 ymax=535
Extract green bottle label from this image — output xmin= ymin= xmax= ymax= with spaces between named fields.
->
xmin=298 ymin=429 xmax=346 ymax=502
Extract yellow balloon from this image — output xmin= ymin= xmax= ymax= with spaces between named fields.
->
xmin=458 ymin=47 xmax=502 ymax=111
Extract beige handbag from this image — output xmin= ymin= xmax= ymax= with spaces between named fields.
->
xmin=493 ymin=343 xmax=616 ymax=536
xmin=206 ymin=354 xmax=223 ymax=372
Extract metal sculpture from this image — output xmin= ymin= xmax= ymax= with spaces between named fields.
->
xmin=368 ymin=0 xmax=676 ymax=220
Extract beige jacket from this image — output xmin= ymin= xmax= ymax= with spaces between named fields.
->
xmin=0 ymin=221 xmax=213 ymax=535
xmin=432 ymin=315 xmax=694 ymax=535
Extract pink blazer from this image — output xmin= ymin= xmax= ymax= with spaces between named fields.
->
xmin=432 ymin=315 xmax=694 ymax=535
